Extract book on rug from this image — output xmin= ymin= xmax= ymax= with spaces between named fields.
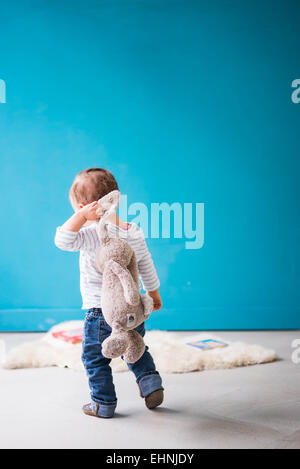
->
xmin=186 ymin=339 xmax=228 ymax=350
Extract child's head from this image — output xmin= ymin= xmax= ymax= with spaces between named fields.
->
xmin=69 ymin=167 xmax=118 ymax=211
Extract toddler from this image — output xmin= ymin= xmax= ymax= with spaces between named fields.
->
xmin=55 ymin=168 xmax=164 ymax=418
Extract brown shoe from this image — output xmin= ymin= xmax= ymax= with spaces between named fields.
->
xmin=82 ymin=403 xmax=114 ymax=419
xmin=144 ymin=389 xmax=164 ymax=409
xmin=82 ymin=402 xmax=101 ymax=417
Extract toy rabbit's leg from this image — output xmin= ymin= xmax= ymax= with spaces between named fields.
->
xmin=107 ymin=259 xmax=140 ymax=306
xmin=123 ymin=330 xmax=145 ymax=364
xmin=102 ymin=329 xmax=129 ymax=359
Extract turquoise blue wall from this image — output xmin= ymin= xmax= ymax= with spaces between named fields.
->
xmin=0 ymin=0 xmax=299 ymax=330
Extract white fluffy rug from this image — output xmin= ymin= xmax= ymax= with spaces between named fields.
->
xmin=2 ymin=321 xmax=278 ymax=373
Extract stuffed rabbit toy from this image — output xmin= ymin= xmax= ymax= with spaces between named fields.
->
xmin=95 ymin=190 xmax=153 ymax=363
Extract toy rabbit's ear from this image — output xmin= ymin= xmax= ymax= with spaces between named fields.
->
xmin=98 ymin=190 xmax=121 ymax=211
xmin=108 ymin=190 xmax=121 ymax=208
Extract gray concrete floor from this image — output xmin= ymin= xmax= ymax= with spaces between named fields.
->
xmin=0 ymin=330 xmax=299 ymax=449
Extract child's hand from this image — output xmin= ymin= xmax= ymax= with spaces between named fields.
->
xmin=147 ymin=289 xmax=162 ymax=311
xmin=60 ymin=201 xmax=100 ymax=233
xmin=80 ymin=201 xmax=99 ymax=222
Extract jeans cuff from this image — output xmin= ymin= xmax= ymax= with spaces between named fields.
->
xmin=91 ymin=400 xmax=117 ymax=418
xmin=138 ymin=373 xmax=164 ymax=398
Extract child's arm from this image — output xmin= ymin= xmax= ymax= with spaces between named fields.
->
xmin=54 ymin=202 xmax=99 ymax=251
xmin=146 ymin=288 xmax=162 ymax=311
xmin=137 ymin=237 xmax=162 ymax=311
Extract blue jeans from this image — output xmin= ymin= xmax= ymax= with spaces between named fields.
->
xmin=81 ymin=308 xmax=164 ymax=418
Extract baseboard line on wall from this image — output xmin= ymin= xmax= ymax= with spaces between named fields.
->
xmin=0 ymin=308 xmax=299 ymax=332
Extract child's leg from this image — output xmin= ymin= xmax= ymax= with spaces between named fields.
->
xmin=126 ymin=322 xmax=164 ymax=399
xmin=82 ymin=309 xmax=117 ymax=418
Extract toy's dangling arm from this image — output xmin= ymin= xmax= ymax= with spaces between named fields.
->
xmin=107 ymin=259 xmax=140 ymax=306
xmin=127 ymin=250 xmax=139 ymax=285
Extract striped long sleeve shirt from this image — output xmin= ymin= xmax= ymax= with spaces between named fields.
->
xmin=54 ymin=222 xmax=160 ymax=310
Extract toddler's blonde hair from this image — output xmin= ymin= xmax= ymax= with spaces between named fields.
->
xmin=69 ymin=168 xmax=119 ymax=205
